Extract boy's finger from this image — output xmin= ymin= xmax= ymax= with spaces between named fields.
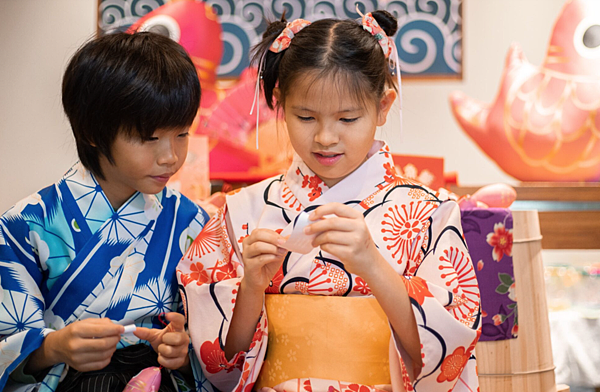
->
xmin=77 ymin=322 xmax=124 ymax=338
xmin=164 ymin=312 xmax=186 ymax=332
xmin=162 ymin=331 xmax=189 ymax=347
xmin=133 ymin=326 xmax=159 ymax=341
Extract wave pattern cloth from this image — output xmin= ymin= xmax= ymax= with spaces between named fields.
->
xmin=0 ymin=163 xmax=214 ymax=392
xmin=177 ymin=140 xmax=481 ymax=392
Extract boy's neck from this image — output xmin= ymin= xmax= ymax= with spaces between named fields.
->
xmin=95 ymin=176 xmax=135 ymax=212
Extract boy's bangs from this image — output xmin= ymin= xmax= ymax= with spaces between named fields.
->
xmin=121 ymin=77 xmax=200 ymax=139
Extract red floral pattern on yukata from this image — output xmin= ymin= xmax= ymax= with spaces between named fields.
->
xmin=486 ymin=222 xmax=513 ymax=262
xmin=353 ymin=277 xmax=371 ymax=295
xmin=439 ymin=246 xmax=480 ymax=325
xmin=265 ymin=266 xmax=285 ymax=294
xmin=381 ymin=201 xmax=437 ymax=260
xmin=401 ymin=276 xmax=434 ymax=306
xmin=200 ymin=338 xmax=234 ymax=374
xmin=297 ymin=168 xmax=324 ymax=202
xmin=186 ymin=214 xmax=222 ymax=259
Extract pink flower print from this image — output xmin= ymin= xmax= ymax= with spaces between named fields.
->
xmin=486 ymin=222 xmax=513 ymax=262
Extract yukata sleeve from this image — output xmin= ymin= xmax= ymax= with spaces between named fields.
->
xmin=0 ymin=219 xmax=54 ymax=389
xmin=177 ymin=206 xmax=268 ymax=392
xmin=398 ymin=200 xmax=481 ymax=391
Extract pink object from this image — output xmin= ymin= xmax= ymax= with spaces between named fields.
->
xmin=168 ymin=135 xmax=211 ymax=201
xmin=123 ymin=366 xmax=161 ymax=392
xmin=127 ymin=1 xmax=224 ymax=114
xmin=471 ymin=183 xmax=517 ymax=208
xmin=450 ymin=0 xmax=600 ymax=182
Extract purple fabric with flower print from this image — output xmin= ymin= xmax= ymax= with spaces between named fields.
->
xmin=461 ymin=207 xmax=518 ymax=341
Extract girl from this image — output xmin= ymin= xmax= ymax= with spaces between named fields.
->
xmin=178 ymin=10 xmax=480 ymax=392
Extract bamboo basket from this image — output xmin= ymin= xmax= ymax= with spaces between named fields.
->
xmin=476 ymin=210 xmax=568 ymax=392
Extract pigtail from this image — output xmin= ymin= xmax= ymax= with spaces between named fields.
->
xmin=250 ymin=14 xmax=288 ymax=109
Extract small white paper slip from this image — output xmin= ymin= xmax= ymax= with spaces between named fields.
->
xmin=121 ymin=324 xmax=137 ymax=341
xmin=280 ymin=211 xmax=316 ymax=254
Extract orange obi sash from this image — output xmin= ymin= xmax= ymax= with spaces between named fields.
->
xmin=255 ymin=294 xmax=391 ymax=389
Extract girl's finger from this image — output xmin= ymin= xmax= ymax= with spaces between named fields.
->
xmin=248 ymin=228 xmax=284 ymax=245
xmin=305 ymin=216 xmax=357 ymax=235
xmin=311 ymin=230 xmax=356 ymax=248
xmin=310 ymin=203 xmax=361 ymax=220
xmin=248 ymin=241 xmax=280 ymax=257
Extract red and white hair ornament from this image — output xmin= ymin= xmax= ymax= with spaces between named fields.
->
xmin=357 ymin=5 xmax=403 ymax=138
xmin=269 ymin=19 xmax=312 ymax=53
xmin=250 ymin=19 xmax=312 ymax=149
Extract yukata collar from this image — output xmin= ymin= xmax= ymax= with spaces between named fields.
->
xmin=61 ymin=162 xmax=164 ymax=234
xmin=284 ymin=140 xmax=395 ymax=208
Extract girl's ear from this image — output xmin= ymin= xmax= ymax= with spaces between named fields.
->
xmin=273 ymin=87 xmax=281 ymax=105
xmin=377 ymin=89 xmax=397 ymax=126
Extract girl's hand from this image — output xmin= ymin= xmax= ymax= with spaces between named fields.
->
xmin=48 ymin=318 xmax=123 ymax=372
xmin=307 ymin=202 xmax=381 ymax=278
xmin=241 ymin=228 xmax=287 ymax=293
xmin=133 ymin=312 xmax=190 ymax=370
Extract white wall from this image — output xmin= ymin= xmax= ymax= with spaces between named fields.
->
xmin=0 ymin=0 xmax=567 ymax=212
xmin=0 ymin=0 xmax=96 ymax=212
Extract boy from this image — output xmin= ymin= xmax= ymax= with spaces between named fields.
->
xmin=0 ymin=32 xmax=213 ymax=391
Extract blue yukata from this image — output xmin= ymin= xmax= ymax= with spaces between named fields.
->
xmin=0 ymin=163 xmax=215 ymax=392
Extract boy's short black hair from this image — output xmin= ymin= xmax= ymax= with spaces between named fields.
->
xmin=62 ymin=32 xmax=201 ymax=179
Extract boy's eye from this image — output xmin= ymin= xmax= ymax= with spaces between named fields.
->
xmin=178 ymin=131 xmax=190 ymax=138
xmin=297 ymin=116 xmax=314 ymax=122
xmin=340 ymin=117 xmax=359 ymax=123
xmin=144 ymin=136 xmax=159 ymax=142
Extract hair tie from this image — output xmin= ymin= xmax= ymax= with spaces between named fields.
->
xmin=356 ymin=5 xmax=403 ymax=139
xmin=269 ymin=19 xmax=312 ymax=53
xmin=250 ymin=19 xmax=312 ymax=149
xmin=356 ymin=7 xmax=393 ymax=58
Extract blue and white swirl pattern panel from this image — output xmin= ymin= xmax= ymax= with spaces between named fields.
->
xmin=98 ymin=0 xmax=462 ymax=78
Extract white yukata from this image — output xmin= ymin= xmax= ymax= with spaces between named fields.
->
xmin=178 ymin=141 xmax=481 ymax=392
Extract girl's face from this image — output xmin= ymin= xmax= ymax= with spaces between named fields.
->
xmin=281 ymin=75 xmax=396 ymax=188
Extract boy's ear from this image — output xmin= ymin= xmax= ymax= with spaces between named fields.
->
xmin=377 ymin=89 xmax=397 ymax=127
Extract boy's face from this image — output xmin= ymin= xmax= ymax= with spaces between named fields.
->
xmin=97 ymin=127 xmax=189 ymax=210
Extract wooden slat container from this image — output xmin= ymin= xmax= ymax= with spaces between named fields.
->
xmin=476 ymin=210 xmax=567 ymax=392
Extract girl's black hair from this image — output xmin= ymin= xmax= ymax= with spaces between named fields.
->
xmin=251 ymin=10 xmax=398 ymax=110
xmin=62 ymin=32 xmax=201 ymax=179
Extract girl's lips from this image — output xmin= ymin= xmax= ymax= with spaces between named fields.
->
xmin=313 ymin=152 xmax=343 ymax=166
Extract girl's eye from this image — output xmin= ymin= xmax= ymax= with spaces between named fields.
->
xmin=340 ymin=117 xmax=359 ymax=123
xmin=144 ymin=136 xmax=159 ymax=142
xmin=178 ymin=132 xmax=190 ymax=138
xmin=297 ymin=116 xmax=314 ymax=122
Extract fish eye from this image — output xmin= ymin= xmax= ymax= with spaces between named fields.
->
xmin=138 ymin=15 xmax=181 ymax=42
xmin=574 ymin=17 xmax=600 ymax=58
xmin=583 ymin=25 xmax=600 ymax=49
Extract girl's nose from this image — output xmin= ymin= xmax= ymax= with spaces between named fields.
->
xmin=313 ymin=124 xmax=339 ymax=146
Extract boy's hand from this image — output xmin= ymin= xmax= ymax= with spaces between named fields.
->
xmin=133 ymin=312 xmax=190 ymax=370
xmin=241 ymin=228 xmax=288 ymax=293
xmin=49 ymin=318 xmax=123 ymax=372
xmin=306 ymin=202 xmax=381 ymax=278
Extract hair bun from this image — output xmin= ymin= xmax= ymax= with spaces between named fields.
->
xmin=371 ymin=10 xmax=398 ymax=37
xmin=263 ymin=15 xmax=288 ymax=39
